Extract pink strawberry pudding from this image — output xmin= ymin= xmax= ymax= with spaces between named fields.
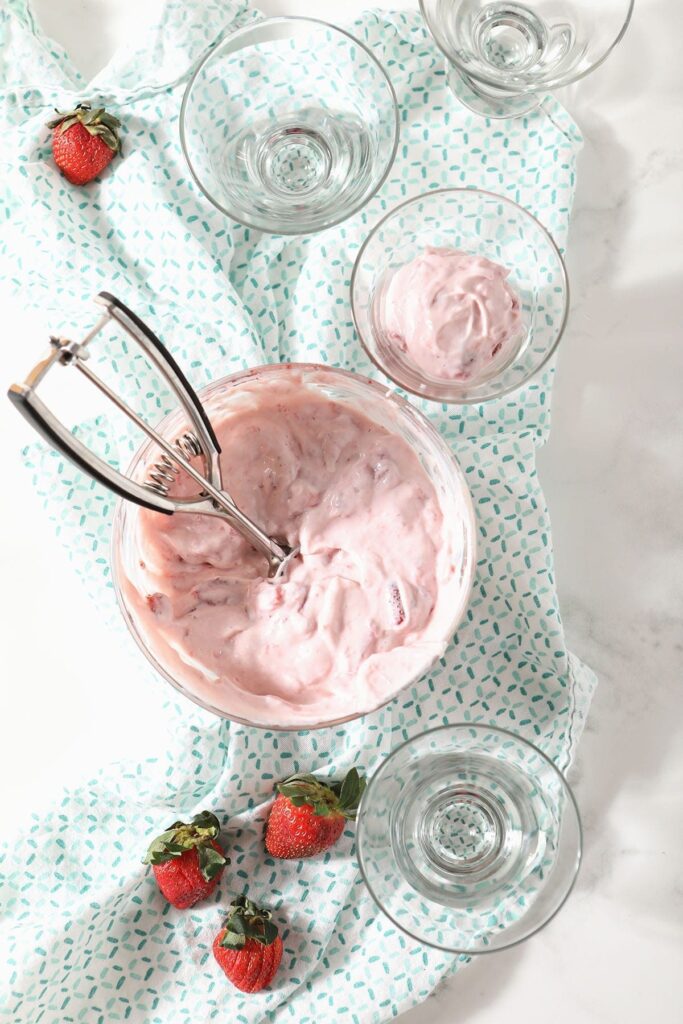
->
xmin=115 ymin=368 xmax=473 ymax=728
xmin=382 ymin=246 xmax=523 ymax=382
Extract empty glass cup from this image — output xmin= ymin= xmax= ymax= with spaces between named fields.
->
xmin=357 ymin=723 xmax=582 ymax=953
xmin=420 ymin=0 xmax=634 ymax=118
xmin=180 ymin=17 xmax=399 ymax=234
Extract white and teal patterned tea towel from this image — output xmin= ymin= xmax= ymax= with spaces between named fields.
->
xmin=0 ymin=2 xmax=595 ymax=1022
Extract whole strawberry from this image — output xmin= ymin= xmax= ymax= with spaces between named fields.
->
xmin=47 ymin=102 xmax=121 ymax=185
xmin=143 ymin=810 xmax=227 ymax=909
xmin=265 ymin=767 xmax=366 ymax=859
xmin=213 ymin=895 xmax=283 ymax=992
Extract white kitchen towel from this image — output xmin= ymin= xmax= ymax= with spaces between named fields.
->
xmin=0 ymin=2 xmax=594 ymax=1022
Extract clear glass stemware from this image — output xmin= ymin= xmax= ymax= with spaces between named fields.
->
xmin=420 ymin=0 xmax=634 ymax=118
xmin=357 ymin=723 xmax=582 ymax=952
xmin=180 ymin=17 xmax=399 ymax=234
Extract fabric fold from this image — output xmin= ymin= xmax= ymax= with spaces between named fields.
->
xmin=0 ymin=4 xmax=595 ymax=1023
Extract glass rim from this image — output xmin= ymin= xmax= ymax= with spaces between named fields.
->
xmin=110 ymin=361 xmax=478 ymax=731
xmin=350 ymin=185 xmax=570 ymax=405
xmin=419 ymin=0 xmax=635 ymax=94
xmin=178 ymin=15 xmax=400 ymax=236
xmin=356 ymin=720 xmax=583 ymax=954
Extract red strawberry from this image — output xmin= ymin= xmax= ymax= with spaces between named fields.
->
xmin=213 ymin=895 xmax=283 ymax=992
xmin=143 ymin=810 xmax=228 ymax=908
xmin=265 ymin=767 xmax=366 ymax=859
xmin=388 ymin=582 xmax=406 ymax=625
xmin=47 ymin=102 xmax=121 ymax=185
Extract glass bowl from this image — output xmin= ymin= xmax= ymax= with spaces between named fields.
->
xmin=420 ymin=0 xmax=634 ymax=118
xmin=111 ymin=364 xmax=477 ymax=730
xmin=179 ymin=17 xmax=399 ymax=234
xmin=357 ymin=723 xmax=582 ymax=953
xmin=351 ymin=188 xmax=568 ymax=404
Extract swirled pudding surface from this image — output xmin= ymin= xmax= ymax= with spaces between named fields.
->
xmin=383 ymin=246 xmax=523 ymax=381
xmin=120 ymin=375 xmax=465 ymax=726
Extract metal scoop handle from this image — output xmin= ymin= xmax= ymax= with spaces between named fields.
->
xmin=7 ymin=293 xmax=292 ymax=575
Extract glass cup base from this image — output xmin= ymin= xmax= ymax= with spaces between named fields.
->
xmin=220 ymin=107 xmax=380 ymax=233
xmin=445 ymin=60 xmax=542 ymax=119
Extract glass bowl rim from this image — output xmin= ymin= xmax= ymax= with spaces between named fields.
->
xmin=178 ymin=15 xmax=401 ymax=236
xmin=110 ymin=361 xmax=478 ymax=732
xmin=418 ymin=0 xmax=635 ymax=94
xmin=356 ymin=720 xmax=583 ymax=954
xmin=350 ymin=185 xmax=570 ymax=405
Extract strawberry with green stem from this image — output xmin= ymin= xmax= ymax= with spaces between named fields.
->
xmin=265 ymin=767 xmax=366 ymax=859
xmin=143 ymin=810 xmax=227 ymax=908
xmin=213 ymin=895 xmax=283 ymax=992
xmin=47 ymin=102 xmax=121 ymax=185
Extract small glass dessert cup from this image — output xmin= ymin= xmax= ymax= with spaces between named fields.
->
xmin=357 ymin=723 xmax=582 ymax=953
xmin=351 ymin=188 xmax=568 ymax=404
xmin=112 ymin=364 xmax=477 ymax=731
xmin=420 ymin=0 xmax=634 ymax=119
xmin=179 ymin=17 xmax=399 ymax=234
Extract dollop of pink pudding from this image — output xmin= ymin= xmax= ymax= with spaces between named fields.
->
xmin=382 ymin=247 xmax=523 ymax=382
xmin=118 ymin=375 xmax=469 ymax=727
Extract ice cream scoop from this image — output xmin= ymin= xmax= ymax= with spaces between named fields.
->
xmin=7 ymin=296 xmax=477 ymax=730
xmin=8 ymin=292 xmax=296 ymax=577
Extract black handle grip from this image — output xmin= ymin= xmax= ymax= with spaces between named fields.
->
xmin=8 ymin=383 xmax=174 ymax=515
xmin=98 ymin=292 xmax=221 ymax=455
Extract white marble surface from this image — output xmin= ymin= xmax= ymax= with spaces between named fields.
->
xmin=1 ymin=0 xmax=682 ymax=1021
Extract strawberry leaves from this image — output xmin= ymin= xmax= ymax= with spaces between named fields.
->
xmin=219 ymin=896 xmax=279 ymax=949
xmin=276 ymin=767 xmax=366 ymax=820
xmin=143 ymin=810 xmax=227 ymax=881
xmin=276 ymin=774 xmax=334 ymax=816
xmin=197 ymin=843 xmax=228 ymax=881
xmin=47 ymin=102 xmax=121 ymax=152
xmin=332 ymin=767 xmax=367 ymax=820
